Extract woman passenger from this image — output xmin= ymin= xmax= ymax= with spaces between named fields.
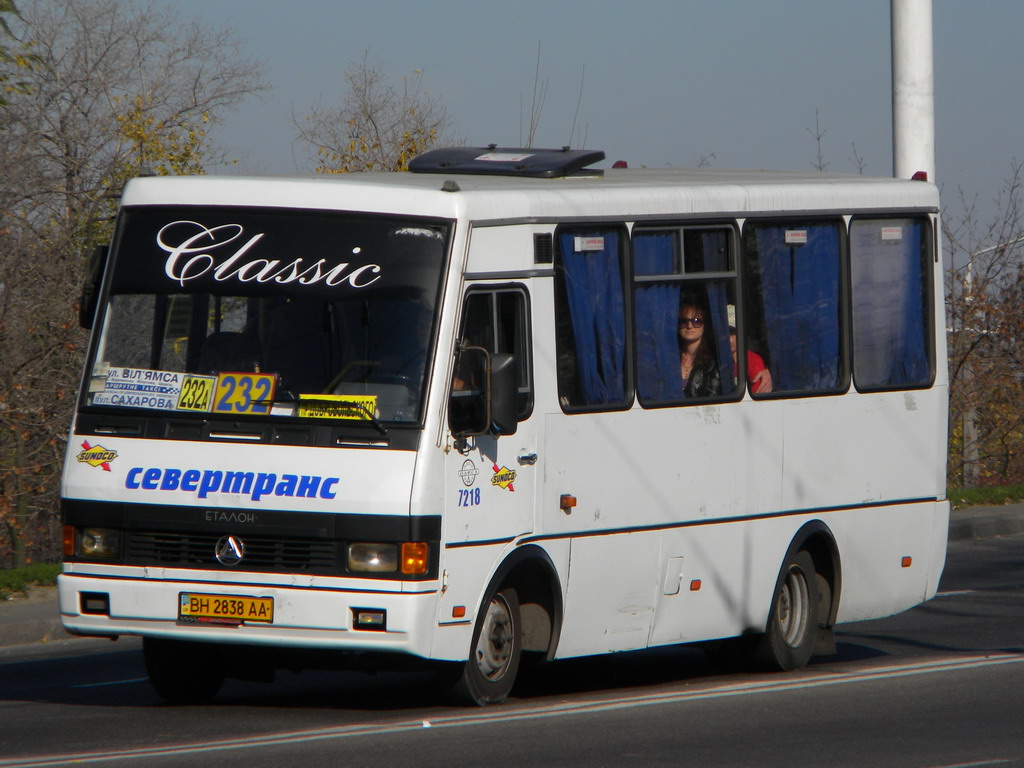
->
xmin=678 ymin=301 xmax=721 ymax=397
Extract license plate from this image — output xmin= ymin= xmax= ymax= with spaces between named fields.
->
xmin=178 ymin=592 xmax=274 ymax=624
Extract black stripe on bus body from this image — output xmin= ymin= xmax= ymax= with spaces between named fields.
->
xmin=63 ymin=499 xmax=442 ymax=580
xmin=445 ymin=536 xmax=519 ymax=550
xmin=443 ymin=496 xmax=941 ymax=549
xmin=73 ymin=413 xmax=422 ymax=451
xmin=62 ymin=499 xmax=442 ymax=541
xmin=464 ymin=269 xmax=556 ymax=281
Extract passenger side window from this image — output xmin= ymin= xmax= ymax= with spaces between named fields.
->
xmin=553 ymin=228 xmax=630 ymax=410
xmin=633 ymin=226 xmax=738 ymax=404
xmin=850 ymin=218 xmax=932 ymax=390
xmin=743 ymin=220 xmax=844 ymax=394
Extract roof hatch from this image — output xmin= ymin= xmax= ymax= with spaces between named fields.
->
xmin=408 ymin=145 xmax=606 ymax=178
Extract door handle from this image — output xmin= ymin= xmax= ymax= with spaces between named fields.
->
xmin=517 ymin=452 xmax=538 ymax=466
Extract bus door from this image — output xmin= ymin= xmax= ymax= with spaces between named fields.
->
xmin=440 ymin=285 xmax=537 ymax=613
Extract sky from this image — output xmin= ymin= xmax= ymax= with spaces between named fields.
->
xmin=159 ymin=0 xmax=1024 ymax=223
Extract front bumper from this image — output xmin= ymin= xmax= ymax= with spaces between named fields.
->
xmin=58 ymin=569 xmax=441 ymax=659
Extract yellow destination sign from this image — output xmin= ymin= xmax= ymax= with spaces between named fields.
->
xmin=297 ymin=394 xmax=379 ymax=420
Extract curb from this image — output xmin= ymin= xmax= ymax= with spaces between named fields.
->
xmin=0 ymin=615 xmax=69 ymax=647
xmin=947 ymin=503 xmax=1024 ymax=541
xmin=0 ymin=587 xmax=70 ymax=650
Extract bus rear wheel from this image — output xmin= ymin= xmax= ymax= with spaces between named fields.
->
xmin=754 ymin=550 xmax=819 ymax=671
xmin=143 ymin=637 xmax=225 ymax=705
xmin=449 ymin=587 xmax=522 ymax=706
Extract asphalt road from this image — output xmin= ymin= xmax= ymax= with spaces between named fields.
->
xmin=1 ymin=532 xmax=1022 ymax=767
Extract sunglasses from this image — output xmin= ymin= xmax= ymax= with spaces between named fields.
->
xmin=678 ymin=316 xmax=705 ymax=328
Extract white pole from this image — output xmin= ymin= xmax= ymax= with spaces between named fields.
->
xmin=891 ymin=0 xmax=935 ymax=181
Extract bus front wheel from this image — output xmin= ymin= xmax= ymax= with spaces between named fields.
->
xmin=754 ymin=550 xmax=819 ymax=671
xmin=449 ymin=587 xmax=522 ymax=706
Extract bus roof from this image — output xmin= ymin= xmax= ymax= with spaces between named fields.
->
xmin=119 ymin=166 xmax=940 ymax=224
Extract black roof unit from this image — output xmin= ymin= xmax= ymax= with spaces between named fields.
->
xmin=408 ymin=146 xmax=606 ymax=178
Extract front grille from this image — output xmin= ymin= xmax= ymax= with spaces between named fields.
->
xmin=126 ymin=531 xmax=341 ymax=574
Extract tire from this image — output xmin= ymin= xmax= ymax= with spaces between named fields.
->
xmin=754 ymin=550 xmax=819 ymax=671
xmin=449 ymin=587 xmax=522 ymax=706
xmin=143 ymin=637 xmax=225 ymax=705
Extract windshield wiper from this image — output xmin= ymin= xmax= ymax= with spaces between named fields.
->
xmin=258 ymin=394 xmax=389 ymax=436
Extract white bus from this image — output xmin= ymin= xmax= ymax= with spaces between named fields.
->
xmin=60 ymin=147 xmax=948 ymax=705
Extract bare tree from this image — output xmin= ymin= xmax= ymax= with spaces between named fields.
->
xmin=848 ymin=143 xmax=868 ymax=175
xmin=0 ymin=0 xmax=30 ymax=107
xmin=944 ymin=159 xmax=1024 ymax=487
xmin=0 ymin=0 xmax=266 ymax=567
xmin=806 ymin=109 xmax=829 ymax=172
xmin=295 ymin=51 xmax=452 ymax=173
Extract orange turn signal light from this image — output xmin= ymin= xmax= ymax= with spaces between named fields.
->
xmin=401 ymin=542 xmax=429 ymax=575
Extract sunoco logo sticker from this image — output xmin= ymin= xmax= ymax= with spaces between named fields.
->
xmin=77 ymin=441 xmax=117 ymax=472
xmin=491 ymin=464 xmax=516 ymax=492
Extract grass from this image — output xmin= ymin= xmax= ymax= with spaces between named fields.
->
xmin=0 ymin=563 xmax=61 ymax=601
xmin=948 ymin=483 xmax=1024 ymax=510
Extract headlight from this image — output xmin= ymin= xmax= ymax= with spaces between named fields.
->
xmin=79 ymin=527 xmax=120 ymax=558
xmin=347 ymin=542 xmax=398 ymax=573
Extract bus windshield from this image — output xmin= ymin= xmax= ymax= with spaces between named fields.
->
xmin=84 ymin=207 xmax=450 ymax=425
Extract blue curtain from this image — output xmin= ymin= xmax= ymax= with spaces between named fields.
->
xmin=754 ymin=224 xmax=841 ymax=391
xmin=634 ymin=234 xmax=684 ymax=401
xmin=851 ymin=220 xmax=929 ymax=387
xmin=559 ymin=232 xmax=627 ymax=404
xmin=896 ymin=224 xmax=929 ymax=384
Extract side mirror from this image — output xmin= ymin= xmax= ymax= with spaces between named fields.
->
xmin=449 ymin=346 xmax=489 ymax=437
xmin=488 ymin=353 xmax=518 ymax=436
xmin=448 ymin=347 xmax=519 ymax=438
xmin=79 ymin=244 xmax=109 ymax=330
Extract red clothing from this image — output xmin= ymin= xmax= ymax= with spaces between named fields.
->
xmin=747 ymin=351 xmax=767 ymax=393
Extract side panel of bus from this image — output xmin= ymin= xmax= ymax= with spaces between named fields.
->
xmin=432 ymin=207 xmax=945 ymax=664
xmin=531 ymin=212 xmax=946 ymax=660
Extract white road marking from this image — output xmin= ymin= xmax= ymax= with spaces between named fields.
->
xmin=2 ymin=652 xmax=1023 ymax=767
xmin=72 ymin=677 xmax=148 ymax=689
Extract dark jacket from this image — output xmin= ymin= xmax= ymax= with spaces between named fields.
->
xmin=685 ymin=359 xmax=722 ymax=398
